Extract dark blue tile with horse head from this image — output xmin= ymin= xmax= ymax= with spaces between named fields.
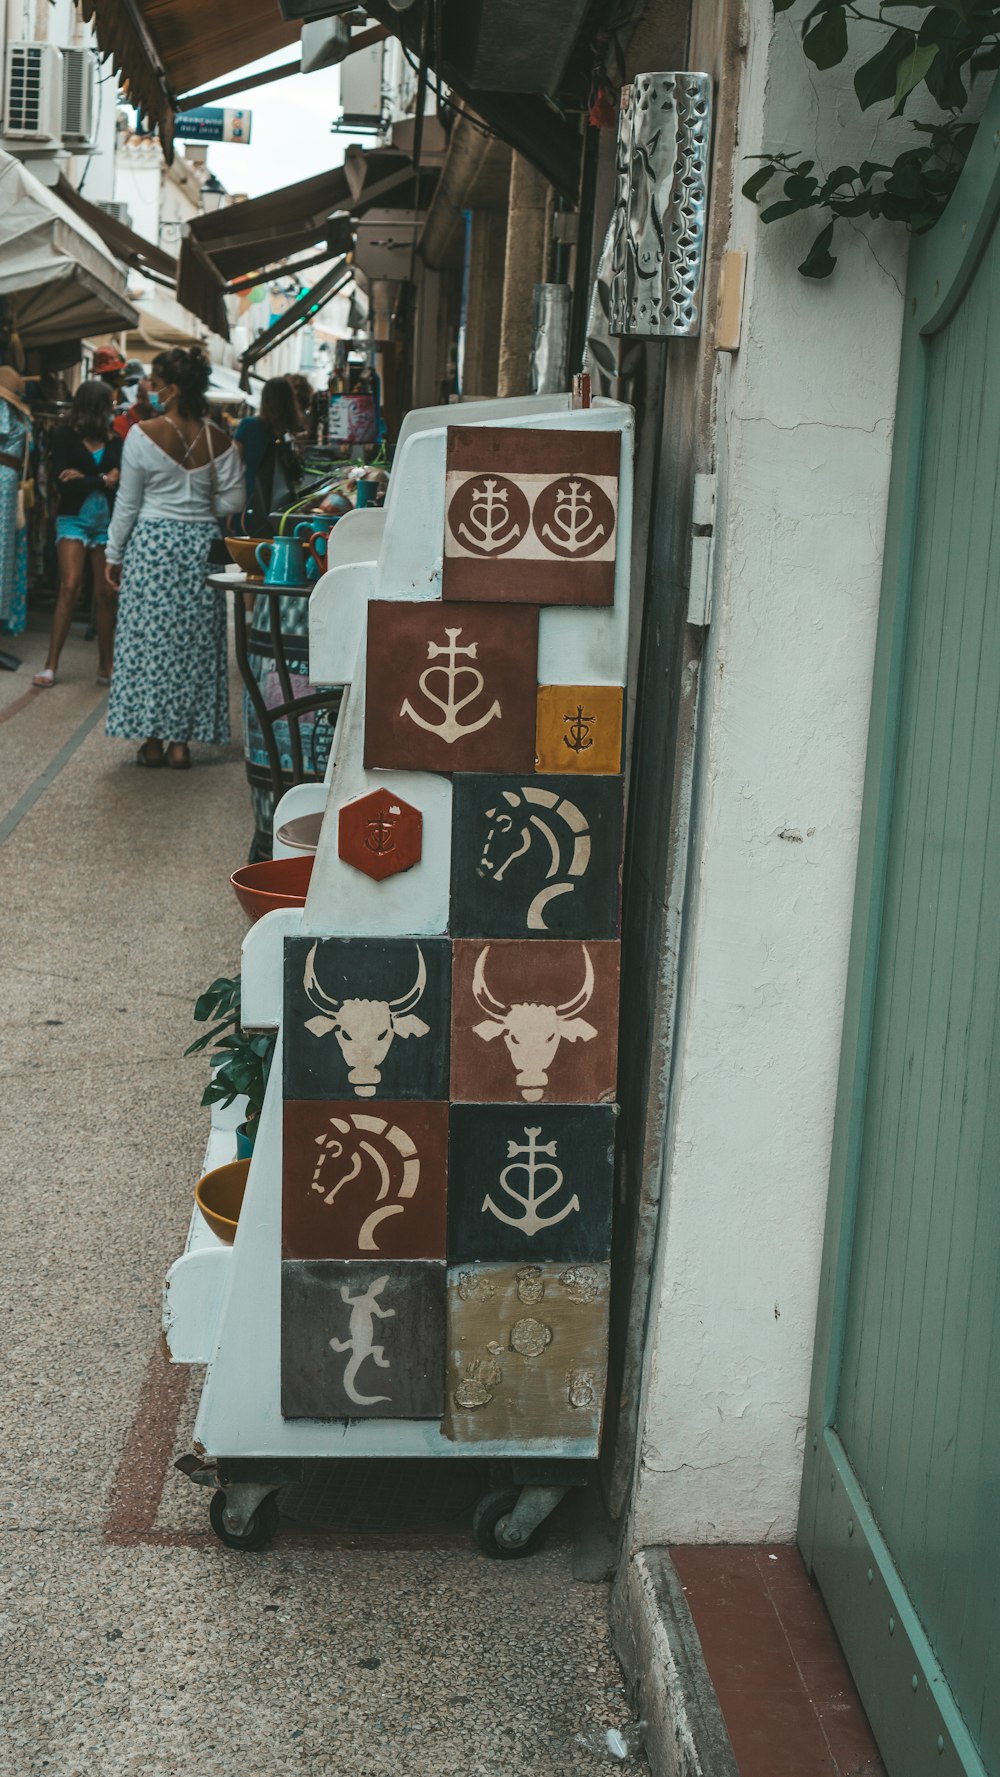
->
xmin=283 ymin=936 xmax=452 ymax=1100
xmin=450 ymin=773 xmax=624 ymax=939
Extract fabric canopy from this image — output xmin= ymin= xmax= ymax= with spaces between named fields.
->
xmin=55 ymin=174 xmax=176 ymax=285
xmin=0 ymin=151 xmax=138 ymax=349
xmin=76 ymin=0 xmax=298 ymax=157
xmin=177 ymin=148 xmax=437 ymax=336
xmin=241 ymin=258 xmax=352 ymax=376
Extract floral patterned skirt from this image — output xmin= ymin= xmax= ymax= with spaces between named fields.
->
xmin=106 ymin=518 xmax=230 ymax=745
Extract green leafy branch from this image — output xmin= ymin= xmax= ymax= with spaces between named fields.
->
xmin=185 ymin=973 xmax=275 ymax=1126
xmin=744 ymin=2 xmax=999 ymax=275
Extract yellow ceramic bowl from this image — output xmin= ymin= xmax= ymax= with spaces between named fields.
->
xmin=225 ymin=536 xmax=267 ymax=580
xmin=195 ymin=1158 xmax=250 ymax=1245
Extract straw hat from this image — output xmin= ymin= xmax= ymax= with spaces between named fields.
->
xmin=0 ymin=366 xmax=31 ymax=416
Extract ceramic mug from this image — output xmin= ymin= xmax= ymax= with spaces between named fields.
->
xmin=293 ymin=522 xmax=329 ymax=581
xmin=255 ymin=536 xmax=307 ymax=586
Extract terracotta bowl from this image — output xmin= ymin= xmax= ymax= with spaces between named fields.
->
xmin=275 ymin=812 xmax=324 ymax=855
xmin=195 ymin=1157 xmax=250 ymax=1245
xmin=230 ymin=854 xmax=314 ymax=922
xmin=225 ymin=536 xmax=267 ymax=579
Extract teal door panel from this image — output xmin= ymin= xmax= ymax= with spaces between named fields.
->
xmin=800 ymin=83 xmax=1000 ymax=1777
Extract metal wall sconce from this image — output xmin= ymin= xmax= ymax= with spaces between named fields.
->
xmin=609 ymin=72 xmax=713 ymax=340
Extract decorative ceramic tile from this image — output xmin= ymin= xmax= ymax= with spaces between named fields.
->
xmin=281 ymin=1260 xmax=445 ymax=1420
xmin=443 ymin=427 xmax=619 ymax=605
xmin=448 ymin=1103 xmax=615 ymax=1265
xmin=364 ymin=600 xmax=539 ymax=775
xmin=443 ymin=1261 xmax=609 ymax=1444
xmin=535 ymin=685 xmax=624 ymax=775
xmin=283 ymin=1100 xmax=448 ymax=1261
xmin=283 ymin=937 xmax=451 ymax=1101
xmin=450 ymin=939 xmax=620 ymax=1105
xmin=338 ymin=788 xmax=423 ymax=880
xmin=450 ymin=773 xmax=624 ymax=938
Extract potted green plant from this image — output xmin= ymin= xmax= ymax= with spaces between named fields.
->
xmin=186 ymin=973 xmax=275 ymax=1155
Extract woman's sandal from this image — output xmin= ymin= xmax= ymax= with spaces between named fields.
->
xmin=137 ymin=740 xmax=164 ymax=768
xmin=32 ymin=669 xmax=55 ymax=689
xmin=166 ymin=743 xmax=191 ymax=771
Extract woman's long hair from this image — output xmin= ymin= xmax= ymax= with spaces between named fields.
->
xmin=69 ymin=379 xmax=113 ymax=439
xmin=152 ymin=345 xmax=211 ymax=420
xmin=259 ymin=377 xmax=301 ymax=439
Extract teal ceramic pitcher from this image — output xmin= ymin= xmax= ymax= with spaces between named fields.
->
xmin=255 ymin=535 xmax=308 ymax=587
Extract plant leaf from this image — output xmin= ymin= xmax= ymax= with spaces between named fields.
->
xmin=894 ymin=41 xmax=939 ymax=107
xmin=743 ymin=164 xmax=778 ymax=201
xmin=854 ymin=29 xmax=914 ymax=108
xmin=798 ymin=220 xmax=837 ymax=278
xmin=803 ymin=4 xmax=848 ymax=67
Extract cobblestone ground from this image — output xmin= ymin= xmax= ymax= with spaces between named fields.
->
xmin=0 ymin=619 xmax=641 ymax=1777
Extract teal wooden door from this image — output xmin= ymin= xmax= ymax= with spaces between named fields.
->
xmin=799 ymin=88 xmax=1000 ymax=1777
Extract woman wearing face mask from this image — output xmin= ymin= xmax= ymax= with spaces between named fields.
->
xmin=32 ymin=379 xmax=122 ymax=689
xmin=104 ymin=345 xmax=245 ymax=770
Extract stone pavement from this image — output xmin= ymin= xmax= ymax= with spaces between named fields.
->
xmin=0 ymin=620 xmax=642 ymax=1777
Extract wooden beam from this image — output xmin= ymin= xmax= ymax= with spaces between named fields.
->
xmin=365 ymin=0 xmax=581 ymax=201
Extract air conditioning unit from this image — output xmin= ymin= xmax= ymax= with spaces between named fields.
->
xmin=62 ymin=47 xmax=97 ymax=147
xmin=97 ymin=200 xmax=132 ymax=228
xmin=4 ymin=43 xmax=64 ymax=147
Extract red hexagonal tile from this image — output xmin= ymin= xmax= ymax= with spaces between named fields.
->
xmin=338 ymin=789 xmax=423 ymax=881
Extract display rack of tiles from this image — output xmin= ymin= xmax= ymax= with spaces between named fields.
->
xmin=280 ymin=426 xmax=626 ymax=1447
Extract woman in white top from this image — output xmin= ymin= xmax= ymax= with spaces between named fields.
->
xmin=105 ymin=345 xmax=244 ymax=769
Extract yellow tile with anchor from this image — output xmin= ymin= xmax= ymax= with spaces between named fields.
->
xmin=535 ymin=684 xmax=623 ymax=774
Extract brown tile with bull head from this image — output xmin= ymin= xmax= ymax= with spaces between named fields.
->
xmin=443 ymin=1261 xmax=610 ymax=1444
xmin=282 ymin=936 xmax=451 ymax=1102
xmin=283 ymin=1100 xmax=448 ymax=1261
xmin=364 ymin=599 xmax=539 ymax=775
xmin=450 ymin=938 xmax=620 ymax=1105
xmin=442 ymin=427 xmax=620 ymax=606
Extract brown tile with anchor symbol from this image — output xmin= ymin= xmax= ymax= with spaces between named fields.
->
xmin=535 ymin=685 xmax=624 ymax=775
xmin=364 ymin=599 xmax=539 ymax=775
xmin=442 ymin=427 xmax=620 ymax=606
xmin=450 ymin=938 xmax=620 ymax=1105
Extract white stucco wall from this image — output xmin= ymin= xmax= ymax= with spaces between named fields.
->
xmin=629 ymin=6 xmax=911 ymax=1545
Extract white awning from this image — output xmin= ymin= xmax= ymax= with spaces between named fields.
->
xmin=0 ymin=151 xmax=138 ymax=348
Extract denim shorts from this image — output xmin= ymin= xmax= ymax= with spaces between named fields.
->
xmin=55 ymin=492 xmax=111 ymax=549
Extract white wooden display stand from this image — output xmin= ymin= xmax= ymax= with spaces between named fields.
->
xmin=165 ymin=394 xmax=635 ymax=1551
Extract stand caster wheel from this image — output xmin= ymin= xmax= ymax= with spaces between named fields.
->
xmin=472 ymin=1488 xmax=549 ymax=1560
xmin=209 ymin=1487 xmax=279 ymax=1551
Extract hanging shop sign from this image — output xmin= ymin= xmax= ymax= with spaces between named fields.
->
xmin=174 ymin=107 xmax=252 ymax=145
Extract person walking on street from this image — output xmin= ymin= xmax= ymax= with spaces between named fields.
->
xmin=33 ymin=379 xmax=122 ymax=689
xmin=234 ymin=377 xmax=302 ymax=535
xmin=0 ymin=366 xmax=33 ymax=655
xmin=113 ymin=361 xmax=152 ymax=439
xmin=104 ymin=345 xmax=244 ymax=771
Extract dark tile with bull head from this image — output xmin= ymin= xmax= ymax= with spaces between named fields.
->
xmin=364 ymin=599 xmax=539 ymax=775
xmin=451 ymin=939 xmax=620 ymax=1105
xmin=448 ymin=1104 xmax=615 ymax=1265
xmin=283 ymin=936 xmax=451 ymax=1102
xmin=442 ymin=427 xmax=620 ymax=606
xmin=450 ymin=773 xmax=624 ymax=939
xmin=281 ymin=1260 xmax=446 ymax=1420
xmin=283 ymin=1100 xmax=448 ymax=1261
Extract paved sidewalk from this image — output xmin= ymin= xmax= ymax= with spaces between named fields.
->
xmin=0 ymin=622 xmax=639 ymax=1777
